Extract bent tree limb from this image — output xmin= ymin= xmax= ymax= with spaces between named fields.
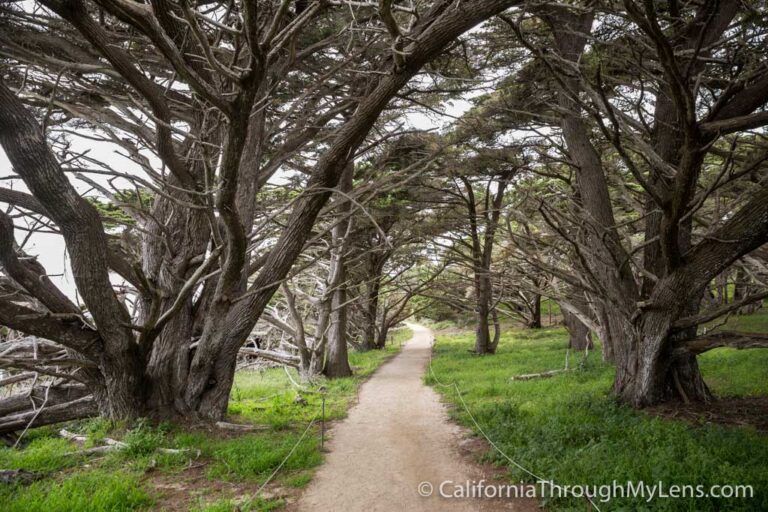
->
xmin=673 ymin=332 xmax=768 ymax=358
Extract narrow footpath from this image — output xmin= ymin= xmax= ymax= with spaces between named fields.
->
xmin=295 ymin=324 xmax=536 ymax=511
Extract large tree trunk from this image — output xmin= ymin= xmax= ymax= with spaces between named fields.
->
xmin=527 ymin=294 xmax=542 ymax=328
xmin=141 ymin=186 xmax=211 ymax=417
xmin=562 ymin=309 xmax=592 ymax=351
xmin=362 ymin=287 xmax=380 ymax=351
xmin=474 ymin=288 xmax=495 ymax=354
xmin=609 ymin=277 xmax=712 ymax=407
xmin=323 ymin=163 xmax=353 ymax=378
xmin=612 ymin=329 xmax=711 ymax=407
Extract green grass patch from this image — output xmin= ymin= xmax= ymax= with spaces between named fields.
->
xmin=0 ymin=468 xmax=152 ymax=512
xmin=190 ymin=496 xmax=284 ymax=512
xmin=229 ymin=342 xmax=402 ymax=427
xmin=699 ymin=308 xmax=768 ymax=397
xmin=0 ymin=435 xmax=77 ymax=474
xmin=204 ymin=431 xmax=322 ymax=482
xmin=427 ymin=325 xmax=767 ymax=511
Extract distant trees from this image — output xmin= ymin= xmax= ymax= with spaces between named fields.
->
xmin=438 ymin=169 xmax=515 ymax=354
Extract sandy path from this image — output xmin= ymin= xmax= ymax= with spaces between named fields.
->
xmin=295 ymin=324 xmax=533 ymax=512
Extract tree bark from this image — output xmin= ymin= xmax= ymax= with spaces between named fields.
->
xmin=324 ymin=163 xmax=354 ymax=378
xmin=527 ymin=294 xmax=542 ymax=329
xmin=562 ymin=309 xmax=592 ymax=351
xmin=375 ymin=323 xmax=390 ymax=350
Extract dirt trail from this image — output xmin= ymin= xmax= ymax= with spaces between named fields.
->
xmin=295 ymin=324 xmax=536 ymax=512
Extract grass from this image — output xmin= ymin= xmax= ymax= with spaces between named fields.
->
xmin=699 ymin=306 xmax=768 ymax=397
xmin=0 ymin=469 xmax=153 ymax=512
xmin=426 ymin=323 xmax=768 ymax=511
xmin=190 ymin=496 xmax=284 ymax=512
xmin=0 ymin=327 xmax=409 ymax=512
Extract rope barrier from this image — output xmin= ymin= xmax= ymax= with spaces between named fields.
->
xmin=254 ymin=407 xmax=321 ymax=499
xmin=426 ymin=331 xmax=602 ymax=511
xmin=250 ymin=364 xmax=330 ymax=499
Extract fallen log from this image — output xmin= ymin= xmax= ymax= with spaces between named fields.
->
xmin=59 ymin=428 xmax=87 ymax=443
xmin=64 ymin=445 xmax=115 ymax=457
xmin=0 ymin=384 xmax=88 ymax=417
xmin=215 ymin=421 xmax=271 ymax=432
xmin=0 ymin=395 xmax=96 ymax=435
xmin=0 ymin=337 xmax=64 ymax=358
xmin=60 ymin=429 xmax=199 ymax=456
xmin=510 ymin=369 xmax=569 ymax=381
xmin=0 ymin=372 xmax=36 ymax=387
xmin=239 ymin=347 xmax=300 ymax=367
xmin=0 ymin=469 xmax=40 ymax=485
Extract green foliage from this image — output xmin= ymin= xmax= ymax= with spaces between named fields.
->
xmin=81 ymin=417 xmax=114 ymax=447
xmin=229 ymin=339 xmax=402 ymax=424
xmin=206 ymin=432 xmax=321 ymax=482
xmin=283 ymin=471 xmax=313 ymax=488
xmin=121 ymin=419 xmax=169 ymax=456
xmin=699 ymin=348 xmax=768 ymax=397
xmin=87 ymin=189 xmax=154 ymax=229
xmin=699 ymin=308 xmax=768 ymax=397
xmin=0 ymin=435 xmax=75 ymax=473
xmin=427 ymin=326 xmax=768 ymax=511
xmin=0 ymin=469 xmax=152 ymax=512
